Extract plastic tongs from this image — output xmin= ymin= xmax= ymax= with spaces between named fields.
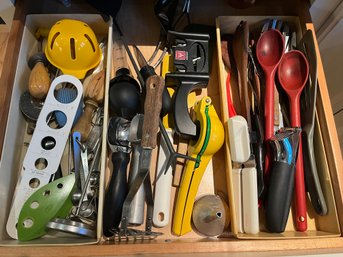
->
xmin=266 ymin=127 xmax=301 ymax=233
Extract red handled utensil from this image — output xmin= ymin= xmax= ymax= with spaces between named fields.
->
xmin=256 ymin=29 xmax=284 ymax=179
xmin=226 ymin=73 xmax=237 ymax=118
xmin=278 ymin=50 xmax=309 ymax=232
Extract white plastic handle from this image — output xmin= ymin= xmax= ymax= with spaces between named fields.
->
xmin=228 ymin=115 xmax=250 ymax=163
xmin=242 ymin=167 xmax=259 ymax=234
xmin=232 ymin=167 xmax=243 ymax=233
xmin=153 ymin=128 xmax=174 ymax=227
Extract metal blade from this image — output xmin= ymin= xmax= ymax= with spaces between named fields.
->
xmin=120 ymin=148 xmax=152 ymax=230
xmin=128 ymin=114 xmax=144 ymax=143
xmin=107 ymin=117 xmax=131 ymax=153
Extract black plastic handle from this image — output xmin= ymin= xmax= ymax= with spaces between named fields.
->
xmin=103 ymin=151 xmax=130 ymax=237
xmin=266 ymin=161 xmax=295 ymax=233
xmin=254 ymin=142 xmax=264 ymax=197
xmin=167 ymin=73 xmax=209 ymax=139
xmin=302 ymin=131 xmax=328 ymax=215
xmin=154 ymin=0 xmax=179 ymax=33
xmin=251 ymin=111 xmax=265 ymax=198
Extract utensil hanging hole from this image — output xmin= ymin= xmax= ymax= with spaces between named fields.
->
xmin=57 ymin=183 xmax=63 ymax=189
xmin=43 ymin=190 xmax=50 ymax=197
xmin=46 ymin=111 xmax=66 ymax=129
xmin=158 ymin=212 xmax=165 ymax=222
xmin=216 ymin=212 xmax=222 ymax=218
xmin=23 ymin=218 xmax=34 ymax=228
xmin=298 ymin=216 xmax=305 ymax=222
xmin=35 ymin=158 xmax=48 ymax=170
xmin=30 ymin=201 xmax=39 ymax=209
xmin=29 ymin=178 xmax=40 ymax=189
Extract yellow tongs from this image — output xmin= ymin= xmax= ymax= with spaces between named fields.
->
xmin=172 ymin=96 xmax=225 ymax=236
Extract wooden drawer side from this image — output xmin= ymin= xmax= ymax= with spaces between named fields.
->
xmin=307 ymin=23 xmax=343 ymax=232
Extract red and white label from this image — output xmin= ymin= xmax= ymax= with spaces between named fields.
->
xmin=175 ymin=50 xmax=188 ymax=61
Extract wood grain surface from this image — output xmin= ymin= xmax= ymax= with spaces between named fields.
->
xmin=0 ymin=0 xmax=25 ymax=158
xmin=1 ymin=237 xmax=343 ymax=256
xmin=141 ymin=75 xmax=164 ymax=148
xmin=307 ymin=23 xmax=343 ymax=233
xmin=0 ymin=31 xmax=9 ymax=79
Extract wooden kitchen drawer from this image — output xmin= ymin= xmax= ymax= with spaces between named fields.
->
xmin=0 ymin=0 xmax=343 ymax=256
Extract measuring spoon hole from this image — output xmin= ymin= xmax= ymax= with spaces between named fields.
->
xmin=41 ymin=136 xmax=56 ymax=150
xmin=57 ymin=183 xmax=63 ymax=189
xmin=54 ymin=83 xmax=78 ymax=104
xmin=30 ymin=201 xmax=39 ymax=209
xmin=46 ymin=111 xmax=67 ymax=129
xmin=35 ymin=158 xmax=48 ymax=170
xmin=29 ymin=178 xmax=40 ymax=189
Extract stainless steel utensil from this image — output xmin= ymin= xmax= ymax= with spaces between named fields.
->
xmin=47 ymin=218 xmax=95 ymax=238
